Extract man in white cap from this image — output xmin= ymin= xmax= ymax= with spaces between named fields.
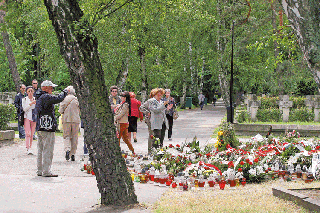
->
xmin=35 ymin=80 xmax=69 ymax=177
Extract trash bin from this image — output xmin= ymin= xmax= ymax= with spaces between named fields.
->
xmin=186 ymin=97 xmax=192 ymax=109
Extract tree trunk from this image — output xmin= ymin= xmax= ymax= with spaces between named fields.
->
xmin=189 ymin=42 xmax=194 ymax=96
xmin=180 ymin=65 xmax=187 ymax=108
xmin=279 ymin=0 xmax=320 ymax=92
xmin=139 ymin=46 xmax=147 ymax=102
xmin=0 ymin=1 xmax=21 ymax=93
xmin=115 ymin=58 xmax=129 ymax=91
xmin=270 ymin=0 xmax=283 ymax=94
xmin=200 ymin=57 xmax=205 ymax=92
xmin=43 ymin=0 xmax=137 ymax=206
xmin=216 ymin=0 xmax=229 ymax=107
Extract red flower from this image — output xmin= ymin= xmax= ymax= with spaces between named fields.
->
xmin=150 ymin=135 xmax=154 ymax=139
xmin=254 ymin=158 xmax=259 ymax=163
xmin=199 ymin=162 xmax=203 ymax=166
xmin=240 ymin=161 xmax=244 ymax=165
xmin=169 ymin=144 xmax=174 ymax=148
xmin=176 ymin=144 xmax=180 ymax=148
xmin=246 ymin=159 xmax=250 ymax=163
xmin=249 ymin=162 xmax=253 ymax=165
xmin=316 ymin=146 xmax=320 ymax=150
xmin=238 ymin=168 xmax=242 ymax=172
xmin=228 ymin=161 xmax=234 ymax=168
xmin=206 ymin=153 xmax=211 ymax=158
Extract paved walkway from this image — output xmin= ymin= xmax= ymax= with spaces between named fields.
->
xmin=0 ymin=104 xmax=225 ymax=213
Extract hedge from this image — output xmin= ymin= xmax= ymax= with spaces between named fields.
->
xmin=0 ymin=103 xmax=16 ymax=130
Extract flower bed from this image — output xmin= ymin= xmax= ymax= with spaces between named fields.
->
xmin=81 ymin=128 xmax=320 ymax=190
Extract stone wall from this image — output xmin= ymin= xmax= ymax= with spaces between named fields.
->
xmin=0 ymin=92 xmax=16 ymax=105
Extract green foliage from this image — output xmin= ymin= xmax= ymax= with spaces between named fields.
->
xmin=216 ymin=121 xmax=240 ymax=151
xmin=235 ymin=110 xmax=251 ymax=123
xmin=259 ymin=96 xmax=279 ymax=109
xmin=0 ymin=104 xmax=16 ymax=130
xmin=289 ymin=96 xmax=306 ymax=109
xmin=256 ymin=108 xmax=282 ymax=122
xmin=289 ymin=107 xmax=314 ymax=122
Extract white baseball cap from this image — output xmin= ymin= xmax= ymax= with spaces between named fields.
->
xmin=41 ymin=80 xmax=58 ymax=87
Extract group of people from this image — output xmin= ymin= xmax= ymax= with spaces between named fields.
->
xmin=14 ymin=80 xmax=80 ymax=177
xmin=109 ymin=86 xmax=177 ymax=154
xmin=14 ymin=80 xmax=177 ymax=177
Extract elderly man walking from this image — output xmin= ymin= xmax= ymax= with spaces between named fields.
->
xmin=35 ymin=80 xmax=68 ymax=177
xmin=59 ymin=86 xmax=81 ymax=162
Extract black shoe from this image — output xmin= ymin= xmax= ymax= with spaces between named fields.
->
xmin=43 ymin=173 xmax=58 ymax=177
xmin=66 ymin=151 xmax=70 ymax=160
xmin=134 ymin=138 xmax=137 ymax=143
xmin=71 ymin=155 xmax=75 ymax=161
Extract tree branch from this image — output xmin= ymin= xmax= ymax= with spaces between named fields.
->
xmin=92 ymin=0 xmax=132 ymax=26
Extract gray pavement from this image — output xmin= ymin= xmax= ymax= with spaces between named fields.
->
xmin=0 ymin=103 xmax=225 ymax=213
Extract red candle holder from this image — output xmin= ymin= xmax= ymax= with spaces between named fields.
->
xmin=208 ymin=181 xmax=215 ymax=187
xmin=229 ymin=179 xmax=236 ymax=187
xmin=198 ymin=181 xmax=205 ymax=187
xmin=171 ymin=182 xmax=177 ymax=188
xmin=219 ymin=180 xmax=226 ymax=190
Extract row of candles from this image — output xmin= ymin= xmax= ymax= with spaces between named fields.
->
xmin=129 ymin=169 xmax=247 ymax=190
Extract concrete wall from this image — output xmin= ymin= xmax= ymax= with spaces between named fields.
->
xmin=233 ymin=123 xmax=320 ymax=137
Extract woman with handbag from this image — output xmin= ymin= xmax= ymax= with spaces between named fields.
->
xmin=149 ymin=88 xmax=173 ymax=148
xmin=162 ymin=89 xmax=176 ymax=141
xmin=22 ymin=86 xmax=37 ymax=155
xmin=114 ymin=91 xmax=135 ymax=155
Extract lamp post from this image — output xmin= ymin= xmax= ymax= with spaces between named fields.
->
xmin=227 ymin=21 xmax=235 ymax=123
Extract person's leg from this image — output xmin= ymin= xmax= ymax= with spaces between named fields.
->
xmin=166 ymin=115 xmax=173 ymax=139
xmin=42 ymin=132 xmax=56 ymax=176
xmin=37 ymin=131 xmax=44 ymax=175
xmin=132 ymin=117 xmax=138 ymax=142
xmin=153 ymin=129 xmax=161 ymax=148
xmin=146 ymin=119 xmax=153 ymax=152
xmin=120 ymin=123 xmax=134 ymax=153
xmin=70 ymin=123 xmax=79 ymax=158
xmin=18 ymin=117 xmax=25 ymax=139
xmin=160 ymin=123 xmax=166 ymax=147
xmin=30 ymin=121 xmax=36 ymax=149
xmin=24 ymin=119 xmax=31 ymax=150
xmin=63 ymin=122 xmax=71 ymax=160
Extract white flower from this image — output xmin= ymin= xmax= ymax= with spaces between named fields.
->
xmin=249 ymin=168 xmax=256 ymax=176
xmin=256 ymin=166 xmax=264 ymax=175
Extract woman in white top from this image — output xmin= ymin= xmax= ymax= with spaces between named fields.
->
xmin=22 ymin=86 xmax=37 ymax=154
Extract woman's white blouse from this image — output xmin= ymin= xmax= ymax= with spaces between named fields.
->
xmin=22 ymin=97 xmax=36 ymax=121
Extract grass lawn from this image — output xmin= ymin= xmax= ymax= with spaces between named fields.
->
xmin=152 ymin=180 xmax=318 ymax=213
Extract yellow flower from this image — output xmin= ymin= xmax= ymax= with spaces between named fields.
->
xmin=218 ymin=131 xmax=224 ymax=136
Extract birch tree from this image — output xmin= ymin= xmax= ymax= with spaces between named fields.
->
xmin=43 ymin=0 xmax=137 ymax=206
xmin=279 ymin=0 xmax=320 ymax=91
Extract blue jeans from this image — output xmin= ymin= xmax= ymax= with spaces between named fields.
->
xmin=18 ymin=123 xmax=25 ymax=139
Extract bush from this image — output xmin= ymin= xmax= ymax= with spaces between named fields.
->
xmin=256 ymin=108 xmax=282 ymax=122
xmin=290 ymin=96 xmax=306 ymax=109
xmin=236 ymin=110 xmax=251 ymax=123
xmin=259 ymin=96 xmax=279 ymax=109
xmin=0 ymin=103 xmax=16 ymax=130
xmin=289 ymin=107 xmax=314 ymax=122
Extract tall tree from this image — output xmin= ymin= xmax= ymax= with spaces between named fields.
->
xmin=279 ymin=0 xmax=320 ymax=92
xmin=0 ymin=0 xmax=21 ymax=92
xmin=43 ymin=0 xmax=137 ymax=206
